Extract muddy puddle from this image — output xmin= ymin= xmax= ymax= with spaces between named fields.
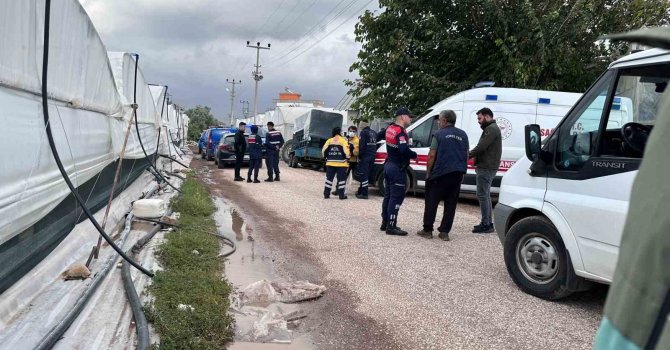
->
xmin=213 ymin=197 xmax=313 ymax=350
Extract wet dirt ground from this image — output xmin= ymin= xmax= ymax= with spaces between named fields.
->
xmin=192 ymin=154 xmax=608 ymax=350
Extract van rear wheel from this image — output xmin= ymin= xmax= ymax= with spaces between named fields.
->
xmin=503 ymin=216 xmax=574 ymax=300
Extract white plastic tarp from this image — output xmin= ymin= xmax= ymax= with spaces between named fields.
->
xmin=107 ymin=52 xmax=161 ymax=158
xmin=0 ymin=0 xmax=121 ymax=242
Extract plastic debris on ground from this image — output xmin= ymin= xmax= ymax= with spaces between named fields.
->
xmin=177 ymin=304 xmax=195 ymax=312
xmin=231 ymin=280 xmax=325 ymax=344
xmin=241 ymin=280 xmax=326 ymax=304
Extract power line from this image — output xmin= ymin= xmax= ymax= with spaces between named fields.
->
xmin=270 ymin=0 xmax=352 ymax=59
xmin=268 ymin=0 xmax=304 ymax=34
xmin=276 ymin=0 xmax=373 ymax=65
xmin=273 ymin=0 xmax=318 ymax=39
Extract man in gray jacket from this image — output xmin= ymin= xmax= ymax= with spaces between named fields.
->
xmin=468 ymin=108 xmax=502 ymax=233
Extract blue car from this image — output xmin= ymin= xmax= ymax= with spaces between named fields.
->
xmin=201 ymin=127 xmax=235 ymax=161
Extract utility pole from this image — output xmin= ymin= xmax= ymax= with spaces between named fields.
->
xmin=246 ymin=41 xmax=271 ymax=124
xmin=240 ymin=100 xmax=250 ymax=118
xmin=226 ymin=78 xmax=241 ymax=126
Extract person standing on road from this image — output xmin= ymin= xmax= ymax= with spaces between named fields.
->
xmin=333 ymin=126 xmax=360 ymax=195
xmin=264 ymin=121 xmax=284 ymax=182
xmin=233 ymin=122 xmax=247 ymax=182
xmin=417 ymin=110 xmax=469 ymax=241
xmin=356 ymin=121 xmax=377 ymax=199
xmin=381 ymin=107 xmax=418 ymax=236
xmin=323 ymin=127 xmax=350 ymax=199
xmin=468 ymin=107 xmax=502 ymax=234
xmin=246 ymin=125 xmax=262 ymax=183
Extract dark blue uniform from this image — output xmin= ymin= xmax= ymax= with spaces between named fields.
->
xmin=422 ymin=126 xmax=469 ymax=234
xmin=247 ymin=133 xmax=262 ymax=182
xmin=356 ymin=126 xmax=377 ymax=197
xmin=264 ymin=129 xmax=284 ymax=181
xmin=381 ymin=123 xmax=417 ymax=228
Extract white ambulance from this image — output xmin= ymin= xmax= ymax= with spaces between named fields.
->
xmin=494 ymin=48 xmax=668 ymax=299
xmin=373 ymin=88 xmax=582 ymax=194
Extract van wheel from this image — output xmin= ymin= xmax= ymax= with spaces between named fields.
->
xmin=503 ymin=216 xmax=574 ymax=300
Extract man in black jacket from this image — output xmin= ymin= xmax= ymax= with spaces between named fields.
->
xmin=234 ymin=122 xmax=247 ymax=181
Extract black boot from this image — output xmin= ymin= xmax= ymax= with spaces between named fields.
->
xmin=247 ymin=178 xmax=252 ymax=183
xmin=264 ymin=178 xmax=274 ymax=182
xmin=380 ymin=221 xmax=387 ymax=231
xmin=274 ymin=175 xmax=280 ymax=181
xmin=386 ymin=226 xmax=408 ymax=236
xmin=253 ymin=178 xmax=261 ymax=183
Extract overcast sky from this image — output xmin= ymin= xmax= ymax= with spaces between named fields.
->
xmin=79 ymin=0 xmax=379 ymax=123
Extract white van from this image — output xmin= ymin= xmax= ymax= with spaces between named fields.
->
xmin=494 ymin=48 xmax=668 ymax=300
xmin=373 ymin=88 xmax=582 ymax=194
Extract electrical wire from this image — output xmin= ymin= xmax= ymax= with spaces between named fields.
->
xmin=278 ymin=0 xmax=374 ymax=65
xmin=39 ymin=0 xmax=153 ymax=277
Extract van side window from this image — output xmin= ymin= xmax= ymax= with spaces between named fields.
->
xmin=409 ymin=116 xmax=437 ymax=147
xmin=555 ymin=73 xmax=614 ymax=170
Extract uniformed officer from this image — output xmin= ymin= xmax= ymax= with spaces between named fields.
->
xmin=417 ymin=110 xmax=469 ymax=241
xmin=322 ymin=127 xmax=351 ymax=199
xmin=233 ymin=122 xmax=247 ymax=182
xmin=381 ymin=107 xmax=417 ymax=236
xmin=247 ymin=125 xmax=262 ymax=183
xmin=264 ymin=121 xmax=284 ymax=182
xmin=356 ymin=121 xmax=377 ymax=199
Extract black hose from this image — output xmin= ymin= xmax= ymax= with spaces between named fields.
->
xmin=210 ymin=231 xmax=237 ymax=257
xmin=122 ymin=224 xmax=163 ymax=350
xmin=129 ymin=54 xmax=181 ymax=194
xmin=153 ymin=86 xmax=167 ymax=167
xmin=165 ymin=172 xmax=186 ymax=181
xmin=39 ymin=0 xmax=153 ymax=277
xmin=134 ymin=216 xmax=180 ymax=227
xmin=35 ymin=214 xmax=137 ymax=350
xmin=158 ymin=154 xmax=190 ymax=168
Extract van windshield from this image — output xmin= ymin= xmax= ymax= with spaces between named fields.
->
xmin=554 ymin=63 xmax=669 ymax=170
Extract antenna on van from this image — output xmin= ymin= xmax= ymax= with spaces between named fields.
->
xmin=473 ymin=81 xmax=495 ymax=88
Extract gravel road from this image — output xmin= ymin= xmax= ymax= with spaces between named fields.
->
xmin=195 ymin=157 xmax=607 ymax=350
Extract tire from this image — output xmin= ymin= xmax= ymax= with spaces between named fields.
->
xmin=282 ymin=140 xmax=295 ymax=164
xmin=217 ymin=159 xmax=225 ymax=169
xmin=289 ymin=154 xmax=297 ymax=168
xmin=503 ymin=216 xmax=576 ymax=300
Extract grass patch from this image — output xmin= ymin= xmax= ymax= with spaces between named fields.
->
xmin=145 ymin=177 xmax=234 ymax=349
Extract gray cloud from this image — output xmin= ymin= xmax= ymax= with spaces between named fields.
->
xmin=80 ymin=0 xmax=378 ymax=122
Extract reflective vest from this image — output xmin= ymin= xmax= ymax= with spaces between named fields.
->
xmin=322 ymin=135 xmax=350 ymax=167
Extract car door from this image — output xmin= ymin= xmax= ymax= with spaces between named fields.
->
xmin=544 ymin=64 xmax=667 ymax=281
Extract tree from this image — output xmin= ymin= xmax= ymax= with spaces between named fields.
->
xmin=347 ymin=0 xmax=670 ymax=121
xmin=185 ymin=105 xmax=220 ymax=140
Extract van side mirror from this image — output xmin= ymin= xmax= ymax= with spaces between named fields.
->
xmin=525 ymin=124 xmax=542 ymax=161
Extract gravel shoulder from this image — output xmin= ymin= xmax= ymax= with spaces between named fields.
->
xmin=195 ymin=157 xmax=607 ymax=350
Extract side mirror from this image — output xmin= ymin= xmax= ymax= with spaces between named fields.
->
xmin=525 ymin=124 xmax=542 ymax=161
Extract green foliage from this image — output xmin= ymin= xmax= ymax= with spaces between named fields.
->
xmin=347 ymin=0 xmax=670 ymax=121
xmin=185 ymin=106 xmax=220 ymax=141
xmin=145 ymin=177 xmax=234 ymax=349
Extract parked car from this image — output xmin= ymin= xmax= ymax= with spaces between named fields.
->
xmin=215 ymin=128 xmax=267 ymax=169
xmin=201 ymin=127 xmax=235 ymax=161
xmin=373 ymin=87 xmax=582 ymax=195
xmin=494 ymin=48 xmax=668 ymax=300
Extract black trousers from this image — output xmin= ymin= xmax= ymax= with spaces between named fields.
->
xmin=422 ymin=172 xmax=464 ymax=233
xmin=234 ymin=152 xmax=244 ymax=178
xmin=247 ymin=159 xmax=261 ymax=180
xmin=324 ymin=166 xmax=347 ymax=198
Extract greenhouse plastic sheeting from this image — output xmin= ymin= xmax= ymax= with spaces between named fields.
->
xmin=0 ymin=0 xmax=123 ymax=244
xmin=0 ymin=0 xmax=124 ymax=118
xmin=108 ymin=52 xmax=161 ymax=158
